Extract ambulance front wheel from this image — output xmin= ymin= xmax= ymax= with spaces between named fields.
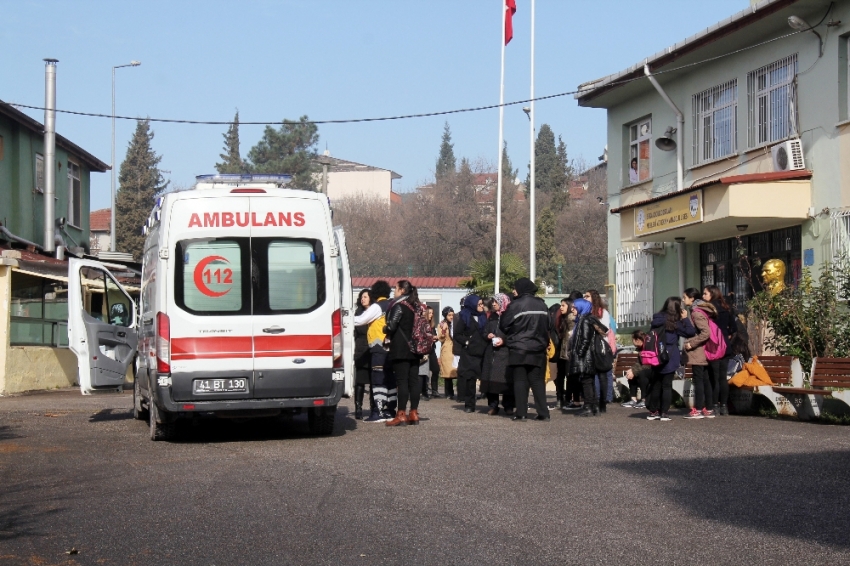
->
xmin=307 ymin=405 xmax=336 ymax=435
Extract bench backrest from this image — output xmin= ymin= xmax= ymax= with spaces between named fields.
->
xmin=614 ymin=352 xmax=640 ymax=377
xmin=811 ymin=358 xmax=850 ymax=389
xmin=755 ymin=356 xmax=795 ymax=386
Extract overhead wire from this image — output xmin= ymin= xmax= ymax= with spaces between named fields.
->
xmin=7 ymin=21 xmax=814 ymax=127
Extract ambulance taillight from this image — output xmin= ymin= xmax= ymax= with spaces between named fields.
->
xmin=332 ymin=308 xmax=342 ymax=368
xmin=156 ymin=312 xmax=171 ymax=374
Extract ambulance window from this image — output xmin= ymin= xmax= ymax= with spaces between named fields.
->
xmin=253 ymin=238 xmax=325 ymax=313
xmin=175 ymin=239 xmax=250 ymax=315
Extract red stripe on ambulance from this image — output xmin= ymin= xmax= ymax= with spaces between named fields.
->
xmin=171 ymin=335 xmax=331 ymax=360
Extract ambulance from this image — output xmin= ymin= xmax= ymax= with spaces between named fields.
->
xmin=67 ymin=174 xmax=355 ymax=440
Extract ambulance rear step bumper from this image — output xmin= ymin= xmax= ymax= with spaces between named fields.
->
xmin=156 ymin=381 xmax=344 ymax=414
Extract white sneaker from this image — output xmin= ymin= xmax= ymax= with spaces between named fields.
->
xmin=621 ymin=400 xmax=635 ymax=407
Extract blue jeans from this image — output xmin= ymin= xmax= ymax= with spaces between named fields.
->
xmin=594 ymin=372 xmax=615 ymax=403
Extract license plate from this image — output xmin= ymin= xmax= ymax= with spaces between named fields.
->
xmin=193 ymin=378 xmax=248 ymax=393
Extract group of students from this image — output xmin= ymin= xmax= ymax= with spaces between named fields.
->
xmin=621 ymin=285 xmax=747 ymax=421
xmin=352 ymin=277 xmax=555 ymax=425
xmin=351 ymin=277 xmax=747 ymax=424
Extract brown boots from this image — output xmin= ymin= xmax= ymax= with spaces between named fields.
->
xmin=408 ymin=409 xmax=420 ymax=425
xmin=385 ymin=410 xmax=408 ymax=427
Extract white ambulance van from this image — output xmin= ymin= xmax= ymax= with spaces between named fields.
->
xmin=68 ymin=174 xmax=354 ymax=440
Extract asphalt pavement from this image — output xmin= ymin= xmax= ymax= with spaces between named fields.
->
xmin=1 ymin=388 xmax=849 ymax=565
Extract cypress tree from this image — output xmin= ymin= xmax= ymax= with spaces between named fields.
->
xmin=536 ymin=205 xmax=564 ymax=284
xmin=215 ymin=110 xmax=243 ymax=174
xmin=115 ymin=119 xmax=168 ymax=261
xmin=435 ymin=122 xmax=457 ymax=180
xmin=246 ymin=116 xmax=319 ymax=191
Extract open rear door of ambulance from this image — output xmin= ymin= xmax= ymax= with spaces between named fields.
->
xmin=334 ymin=226 xmax=355 ymax=398
xmin=68 ymin=258 xmax=138 ymax=395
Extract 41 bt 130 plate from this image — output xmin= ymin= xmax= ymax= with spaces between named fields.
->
xmin=193 ymin=378 xmax=248 ymax=393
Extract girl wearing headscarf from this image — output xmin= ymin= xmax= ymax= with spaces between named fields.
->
xmin=453 ymin=294 xmax=488 ymax=413
xmin=480 ymin=293 xmax=515 ymax=415
xmin=437 ymin=307 xmax=458 ymax=399
xmin=569 ymin=298 xmax=609 ymax=416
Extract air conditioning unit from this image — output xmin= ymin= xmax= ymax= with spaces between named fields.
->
xmin=771 ymin=139 xmax=805 ymax=172
xmin=641 ymin=242 xmax=665 ymax=255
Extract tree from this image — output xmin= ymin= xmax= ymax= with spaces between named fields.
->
xmin=215 ymin=110 xmax=244 ymax=174
xmin=459 ymin=253 xmax=530 ymax=297
xmin=435 ymin=122 xmax=457 ymax=181
xmin=528 ymin=125 xmax=572 ymax=210
xmin=115 ymin=119 xmax=168 ymax=261
xmin=246 ymin=116 xmax=319 ymax=190
xmin=535 ymin=205 xmax=565 ymax=284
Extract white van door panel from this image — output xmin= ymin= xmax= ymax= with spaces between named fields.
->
xmin=334 ymin=226 xmax=355 ymax=398
xmin=168 ymin=198 xmax=255 ymax=400
xmin=250 ymin=197 xmax=334 ymax=399
xmin=68 ymin=258 xmax=138 ymax=395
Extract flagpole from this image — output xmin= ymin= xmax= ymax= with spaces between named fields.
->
xmin=495 ymin=0 xmax=507 ymax=295
xmin=529 ymin=0 xmax=536 ymax=282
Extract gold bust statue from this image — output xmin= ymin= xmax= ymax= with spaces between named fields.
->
xmin=761 ymin=258 xmax=786 ymax=295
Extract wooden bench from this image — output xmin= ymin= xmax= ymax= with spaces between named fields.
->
xmin=729 ymin=356 xmax=801 ymax=416
xmin=772 ymin=357 xmax=850 ymax=420
xmin=612 ymin=352 xmax=640 ymax=400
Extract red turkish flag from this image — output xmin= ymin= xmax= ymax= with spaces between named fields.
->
xmin=505 ymin=0 xmax=516 ymax=45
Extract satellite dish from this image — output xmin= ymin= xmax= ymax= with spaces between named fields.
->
xmin=656 ymin=126 xmax=677 ymax=151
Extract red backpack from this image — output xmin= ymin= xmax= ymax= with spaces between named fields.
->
xmin=401 ymin=302 xmax=435 ymax=355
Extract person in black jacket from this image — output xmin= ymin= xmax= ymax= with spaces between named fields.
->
xmin=383 ymin=280 xmax=422 ymax=427
xmin=569 ymin=298 xmax=609 ymax=416
xmin=704 ymin=285 xmax=736 ymax=415
xmin=647 ymin=297 xmax=696 ymax=421
xmin=353 ymin=289 xmax=373 ymax=420
xmin=500 ymin=278 xmax=551 ymax=421
xmin=480 ymin=294 xmax=515 ymax=415
xmin=453 ymin=294 xmax=488 ymax=413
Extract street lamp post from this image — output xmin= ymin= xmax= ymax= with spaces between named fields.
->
xmin=111 ymin=60 xmax=141 ymax=252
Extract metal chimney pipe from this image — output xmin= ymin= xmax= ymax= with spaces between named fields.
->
xmin=43 ymin=58 xmax=58 ymax=253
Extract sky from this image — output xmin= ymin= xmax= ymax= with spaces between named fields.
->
xmin=1 ymin=0 xmax=753 ymax=211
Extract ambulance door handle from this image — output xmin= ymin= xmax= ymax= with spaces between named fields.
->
xmin=263 ymin=326 xmax=286 ymax=334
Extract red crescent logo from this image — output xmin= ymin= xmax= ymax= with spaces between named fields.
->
xmin=193 ymin=255 xmax=231 ymax=297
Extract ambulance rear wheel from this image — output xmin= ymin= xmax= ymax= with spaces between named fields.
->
xmin=133 ymin=377 xmax=149 ymax=421
xmin=308 ymin=406 xmax=336 ymax=435
xmin=149 ymin=401 xmax=177 ymax=441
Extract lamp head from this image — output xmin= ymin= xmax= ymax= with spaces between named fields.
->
xmin=130 ymin=60 xmax=141 ymax=66
xmin=788 ymin=15 xmax=809 ymax=31
xmin=737 ymin=224 xmax=749 ymax=232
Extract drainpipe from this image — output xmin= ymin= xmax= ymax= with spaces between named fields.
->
xmin=43 ymin=58 xmax=58 ymax=253
xmin=644 ymin=64 xmax=685 ymax=295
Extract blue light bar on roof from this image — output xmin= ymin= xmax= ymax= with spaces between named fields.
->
xmin=195 ymin=174 xmax=293 ymax=184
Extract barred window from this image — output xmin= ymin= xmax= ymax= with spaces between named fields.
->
xmin=692 ymin=79 xmax=737 ymax=165
xmin=747 ymin=54 xmax=798 ymax=148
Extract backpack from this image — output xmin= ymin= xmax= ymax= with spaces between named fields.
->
xmin=591 ymin=329 xmax=614 ymax=373
xmin=694 ymin=307 xmax=728 ymax=361
xmin=640 ymin=329 xmax=670 ymax=367
xmin=401 ymin=301 xmax=435 ymax=355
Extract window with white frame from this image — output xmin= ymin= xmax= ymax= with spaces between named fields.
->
xmin=615 ymin=246 xmax=654 ymax=326
xmin=68 ymin=161 xmax=81 ymax=227
xmin=628 ymin=118 xmax=652 ymax=185
xmin=692 ymin=79 xmax=737 ymax=164
xmin=747 ymin=54 xmax=798 ymax=148
xmin=35 ymin=154 xmax=44 ymax=193
xmin=831 ymin=209 xmax=850 ymax=297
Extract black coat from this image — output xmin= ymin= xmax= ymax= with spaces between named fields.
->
xmin=384 ymin=296 xmax=418 ymax=361
xmin=481 ymin=314 xmax=511 ymax=394
xmin=500 ymin=293 xmax=551 ymax=366
xmin=569 ymin=316 xmax=608 ymax=376
xmin=453 ymin=311 xmax=487 ymax=377
xmin=711 ymin=299 xmax=737 ymax=349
